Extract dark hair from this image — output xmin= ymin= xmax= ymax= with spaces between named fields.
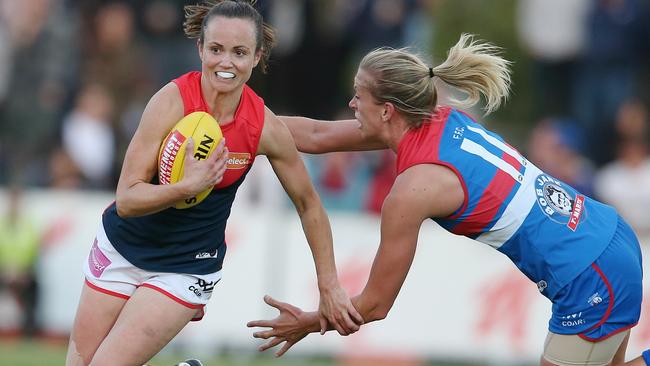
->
xmin=184 ymin=0 xmax=276 ymax=73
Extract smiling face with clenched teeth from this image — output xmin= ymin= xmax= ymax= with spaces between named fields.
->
xmin=198 ymin=16 xmax=261 ymax=95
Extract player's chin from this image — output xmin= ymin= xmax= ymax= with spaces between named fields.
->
xmin=210 ymin=80 xmax=240 ymax=93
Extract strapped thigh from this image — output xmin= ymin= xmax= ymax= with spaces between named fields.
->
xmin=543 ymin=330 xmax=628 ymax=366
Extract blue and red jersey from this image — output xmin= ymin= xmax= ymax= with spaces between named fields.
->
xmin=102 ymin=71 xmax=265 ymax=274
xmin=397 ymin=106 xmax=618 ymax=300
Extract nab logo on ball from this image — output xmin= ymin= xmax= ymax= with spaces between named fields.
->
xmin=157 ymin=112 xmax=223 ymax=209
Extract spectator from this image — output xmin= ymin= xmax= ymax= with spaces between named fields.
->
xmin=527 ymin=118 xmax=595 ymax=196
xmin=0 ymin=2 xmax=11 ymax=104
xmin=305 ymin=152 xmax=372 ymax=212
xmin=139 ymin=0 xmax=198 ymax=87
xmin=516 ymin=0 xmax=590 ymax=119
xmin=573 ymin=0 xmax=650 ymax=165
xmin=0 ymin=184 xmax=41 ymax=337
xmin=81 ymin=2 xmax=153 ymax=169
xmin=0 ymin=0 xmax=79 ymax=186
xmin=594 ymin=99 xmax=650 ymax=236
xmin=61 ymin=83 xmax=116 ymax=189
xmin=48 ymin=146 xmax=84 ymax=189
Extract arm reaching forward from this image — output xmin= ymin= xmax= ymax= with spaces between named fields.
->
xmin=279 ymin=116 xmax=387 ymax=153
xmin=247 ymin=163 xmax=464 ymax=356
xmin=259 ymin=107 xmax=364 ymax=336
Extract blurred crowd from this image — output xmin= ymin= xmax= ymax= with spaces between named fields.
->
xmin=0 ymin=0 xmax=649 ymax=238
xmin=518 ymin=0 xmax=650 ymax=236
xmin=0 ymin=0 xmax=650 ymax=341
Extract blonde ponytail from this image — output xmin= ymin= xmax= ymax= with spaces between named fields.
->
xmin=359 ymin=34 xmax=511 ymax=127
xmin=432 ymin=33 xmax=511 ymax=114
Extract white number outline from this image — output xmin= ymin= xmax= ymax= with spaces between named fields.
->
xmin=459 ymin=126 xmax=526 ymax=182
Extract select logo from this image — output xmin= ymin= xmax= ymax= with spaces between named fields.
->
xmin=226 ymin=152 xmax=251 ymax=169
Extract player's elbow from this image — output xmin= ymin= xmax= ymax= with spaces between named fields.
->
xmin=292 ymin=190 xmax=321 ymax=217
xmin=115 ymin=201 xmax=132 ymax=218
xmin=295 ymin=138 xmax=325 ymax=154
xmin=115 ymin=196 xmax=137 ymax=218
xmin=296 ymin=127 xmax=330 ymax=154
xmin=366 ymin=301 xmax=393 ymax=322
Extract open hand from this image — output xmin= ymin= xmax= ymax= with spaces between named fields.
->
xmin=247 ymin=295 xmax=316 ymax=357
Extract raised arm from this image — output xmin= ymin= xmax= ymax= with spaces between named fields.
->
xmin=258 ymin=107 xmax=363 ymax=335
xmin=248 ymin=163 xmax=465 ymax=356
xmin=115 ymin=83 xmax=227 ymax=217
xmin=279 ymin=116 xmax=387 ymax=153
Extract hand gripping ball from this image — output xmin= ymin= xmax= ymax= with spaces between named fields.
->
xmin=158 ymin=112 xmax=223 ymax=209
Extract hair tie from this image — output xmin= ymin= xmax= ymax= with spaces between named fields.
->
xmin=428 ymin=67 xmax=435 ymax=78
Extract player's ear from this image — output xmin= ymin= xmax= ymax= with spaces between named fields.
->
xmin=382 ymin=102 xmax=395 ymax=122
xmin=197 ymin=40 xmax=204 ymax=62
xmin=253 ymin=49 xmax=262 ymax=68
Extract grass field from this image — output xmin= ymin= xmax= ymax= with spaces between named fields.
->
xmin=0 ymin=339 xmax=484 ymax=366
xmin=0 ymin=340 xmax=332 ymax=366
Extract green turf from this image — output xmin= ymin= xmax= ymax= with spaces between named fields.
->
xmin=0 ymin=339 xmax=487 ymax=366
xmin=0 ymin=340 xmax=337 ymax=366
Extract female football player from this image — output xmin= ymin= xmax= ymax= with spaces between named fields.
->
xmin=66 ymin=1 xmax=361 ymax=365
xmin=248 ymin=34 xmax=650 ymax=366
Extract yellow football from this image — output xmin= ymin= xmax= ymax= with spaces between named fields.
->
xmin=158 ymin=111 xmax=223 ymax=209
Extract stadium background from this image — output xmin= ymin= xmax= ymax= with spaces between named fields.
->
xmin=1 ymin=0 xmax=650 ymax=365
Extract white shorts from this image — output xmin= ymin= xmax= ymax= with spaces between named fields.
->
xmin=83 ymin=224 xmax=222 ymax=321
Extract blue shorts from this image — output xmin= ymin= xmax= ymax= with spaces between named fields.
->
xmin=548 ymin=216 xmax=643 ymax=341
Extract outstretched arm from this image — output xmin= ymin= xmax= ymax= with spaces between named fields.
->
xmin=258 ymin=107 xmax=364 ymax=336
xmin=279 ymin=116 xmax=387 ymax=153
xmin=248 ymin=164 xmax=465 ymax=356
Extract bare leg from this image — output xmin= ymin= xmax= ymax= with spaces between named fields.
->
xmin=611 ymin=333 xmax=647 ymax=365
xmin=66 ymin=283 xmax=128 ymax=366
xmin=89 ymin=286 xmax=197 ymax=366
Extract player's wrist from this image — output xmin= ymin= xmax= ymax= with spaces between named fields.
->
xmin=317 ymin=282 xmax=340 ymax=296
xmin=316 ymin=272 xmax=339 ymax=290
xmin=305 ymin=311 xmax=324 ymax=334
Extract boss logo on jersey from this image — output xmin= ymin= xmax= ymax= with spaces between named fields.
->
xmin=226 ymin=152 xmax=251 ymax=169
xmin=535 ymin=174 xmax=586 ymax=231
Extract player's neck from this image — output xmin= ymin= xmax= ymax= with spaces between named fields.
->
xmin=385 ymin=115 xmax=410 ymax=152
xmin=203 ymin=86 xmax=243 ymax=125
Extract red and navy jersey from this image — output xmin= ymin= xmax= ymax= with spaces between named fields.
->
xmin=102 ymin=71 xmax=265 ymax=274
xmin=397 ymin=106 xmax=618 ymax=299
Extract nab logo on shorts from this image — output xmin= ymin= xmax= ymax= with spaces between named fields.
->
xmin=534 ymin=174 xmax=586 ymax=231
xmin=188 ymin=279 xmax=217 ymax=298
